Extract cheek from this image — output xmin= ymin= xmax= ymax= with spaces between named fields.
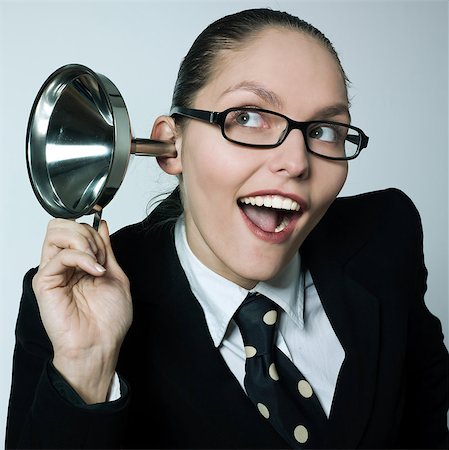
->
xmin=179 ymin=134 xmax=234 ymax=224
xmin=181 ymin=128 xmax=254 ymax=202
xmin=311 ymin=160 xmax=348 ymax=208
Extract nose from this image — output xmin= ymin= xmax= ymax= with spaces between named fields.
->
xmin=268 ymin=128 xmax=310 ymax=179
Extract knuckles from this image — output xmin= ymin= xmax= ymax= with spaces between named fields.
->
xmin=45 ymin=220 xmax=102 ymax=257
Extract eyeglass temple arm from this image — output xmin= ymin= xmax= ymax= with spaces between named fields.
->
xmin=170 ymin=106 xmax=218 ymax=124
xmin=346 ymin=133 xmax=369 ymax=149
xmin=346 ymin=134 xmax=360 ymax=145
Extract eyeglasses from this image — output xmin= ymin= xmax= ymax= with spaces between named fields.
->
xmin=170 ymin=106 xmax=369 ymax=161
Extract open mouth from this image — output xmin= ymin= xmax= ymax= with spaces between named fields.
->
xmin=238 ymin=194 xmax=302 ymax=234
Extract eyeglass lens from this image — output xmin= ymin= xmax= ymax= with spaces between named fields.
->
xmin=223 ymin=109 xmax=360 ymax=158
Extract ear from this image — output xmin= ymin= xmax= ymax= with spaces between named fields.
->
xmin=151 ymin=116 xmax=182 ymax=175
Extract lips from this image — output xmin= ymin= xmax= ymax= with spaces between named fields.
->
xmin=238 ymin=193 xmax=305 ymax=240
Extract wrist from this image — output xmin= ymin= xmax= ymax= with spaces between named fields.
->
xmin=52 ymin=347 xmax=119 ymax=404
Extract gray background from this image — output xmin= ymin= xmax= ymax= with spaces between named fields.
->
xmin=0 ymin=0 xmax=447 ymax=443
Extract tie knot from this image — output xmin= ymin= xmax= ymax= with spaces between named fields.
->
xmin=234 ymin=293 xmax=279 ymax=356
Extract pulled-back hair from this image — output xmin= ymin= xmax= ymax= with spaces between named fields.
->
xmin=171 ymin=8 xmax=349 ymax=111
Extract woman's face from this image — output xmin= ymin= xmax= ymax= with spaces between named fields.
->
xmin=176 ymin=28 xmax=349 ymax=289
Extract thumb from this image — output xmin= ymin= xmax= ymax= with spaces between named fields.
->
xmin=97 ymin=220 xmax=121 ymax=272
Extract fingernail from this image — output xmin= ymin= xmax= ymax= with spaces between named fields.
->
xmin=94 ymin=263 xmax=106 ymax=273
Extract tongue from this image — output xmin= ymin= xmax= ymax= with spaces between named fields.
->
xmin=241 ymin=204 xmax=279 ymax=232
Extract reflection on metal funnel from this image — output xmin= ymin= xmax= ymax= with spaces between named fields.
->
xmin=26 ymin=64 xmax=177 ymax=228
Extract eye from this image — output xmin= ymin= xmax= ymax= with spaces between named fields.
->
xmin=232 ymin=110 xmax=267 ymax=128
xmin=309 ymin=124 xmax=339 ymax=143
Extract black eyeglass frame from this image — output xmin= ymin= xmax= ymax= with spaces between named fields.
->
xmin=170 ymin=106 xmax=369 ymax=161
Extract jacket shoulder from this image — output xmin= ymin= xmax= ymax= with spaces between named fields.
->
xmin=110 ymin=188 xmax=180 ymax=271
xmin=304 ymin=188 xmax=424 ymax=265
xmin=334 ymin=187 xmax=420 ymax=218
xmin=329 ymin=187 xmax=423 ymax=237
xmin=110 ymin=220 xmax=175 ymax=276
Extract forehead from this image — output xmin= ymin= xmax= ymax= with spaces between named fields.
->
xmin=195 ymin=28 xmax=348 ymax=116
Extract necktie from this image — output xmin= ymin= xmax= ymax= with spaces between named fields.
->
xmin=234 ymin=292 xmax=328 ymax=448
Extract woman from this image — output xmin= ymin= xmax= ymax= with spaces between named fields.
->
xmin=6 ymin=8 xmax=448 ymax=449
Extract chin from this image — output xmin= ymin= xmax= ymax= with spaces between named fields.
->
xmin=233 ymin=263 xmax=287 ymax=287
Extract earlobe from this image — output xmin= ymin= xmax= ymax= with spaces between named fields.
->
xmin=151 ymin=116 xmax=183 ymax=175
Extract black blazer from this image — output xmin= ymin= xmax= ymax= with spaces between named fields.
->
xmin=6 ymin=188 xmax=449 ymax=449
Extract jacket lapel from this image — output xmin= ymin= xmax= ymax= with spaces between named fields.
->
xmin=302 ymin=217 xmax=380 ymax=448
xmin=144 ymin=225 xmax=290 ymax=448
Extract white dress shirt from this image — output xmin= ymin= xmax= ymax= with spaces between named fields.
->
xmin=174 ymin=216 xmax=345 ymax=418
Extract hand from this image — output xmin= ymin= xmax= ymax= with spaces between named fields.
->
xmin=32 ymin=219 xmax=132 ymax=404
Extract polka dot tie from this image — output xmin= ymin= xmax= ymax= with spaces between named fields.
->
xmin=234 ymin=293 xmax=328 ymax=448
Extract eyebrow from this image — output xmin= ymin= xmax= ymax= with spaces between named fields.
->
xmin=222 ymin=81 xmax=350 ymax=121
xmin=312 ymin=104 xmax=351 ymax=121
xmin=222 ymin=81 xmax=283 ymax=109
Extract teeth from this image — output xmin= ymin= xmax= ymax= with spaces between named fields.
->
xmin=275 ymin=216 xmax=290 ymax=233
xmin=239 ymin=195 xmax=301 ymax=212
xmin=263 ymin=197 xmax=272 ymax=208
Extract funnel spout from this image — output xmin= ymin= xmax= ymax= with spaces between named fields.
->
xmin=131 ymin=138 xmax=177 ymax=157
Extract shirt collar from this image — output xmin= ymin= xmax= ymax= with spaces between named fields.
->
xmin=174 ymin=216 xmax=305 ymax=347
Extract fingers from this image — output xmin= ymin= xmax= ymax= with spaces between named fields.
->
xmin=40 ymin=219 xmax=107 ymax=268
xmin=97 ymin=220 xmax=127 ymax=279
xmin=37 ymin=218 xmax=129 ymax=291
xmin=45 ymin=247 xmax=105 ymax=277
xmin=32 ymin=249 xmax=106 ymax=302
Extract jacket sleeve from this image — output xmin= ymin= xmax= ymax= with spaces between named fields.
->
xmin=5 ymin=268 xmax=130 ymax=449
xmin=396 ymin=192 xmax=449 ymax=449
